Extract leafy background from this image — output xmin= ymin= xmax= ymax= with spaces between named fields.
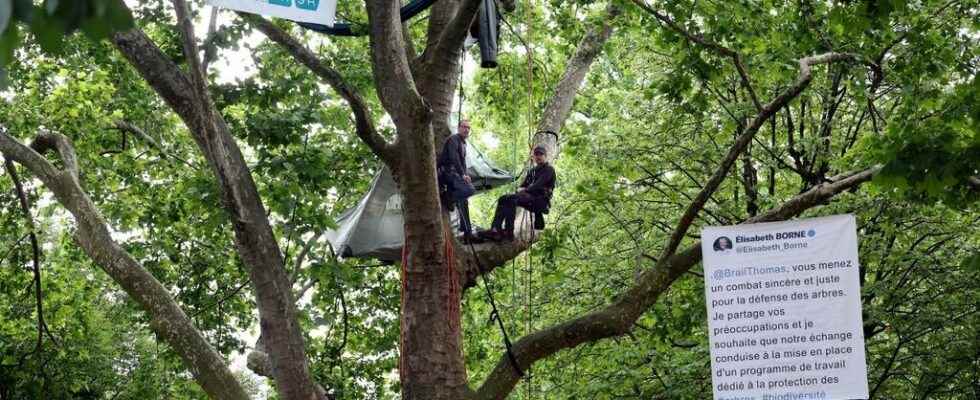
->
xmin=0 ymin=0 xmax=977 ymax=398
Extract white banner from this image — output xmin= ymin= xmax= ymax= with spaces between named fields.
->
xmin=208 ymin=0 xmax=336 ymax=26
xmin=702 ymin=214 xmax=869 ymax=400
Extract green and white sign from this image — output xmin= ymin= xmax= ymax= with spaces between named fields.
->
xmin=208 ymin=0 xmax=336 ymax=26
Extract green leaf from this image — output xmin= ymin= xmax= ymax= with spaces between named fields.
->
xmin=0 ymin=23 xmax=19 ymax=65
xmin=12 ymin=0 xmax=33 ymax=22
xmin=29 ymin=11 xmax=66 ymax=54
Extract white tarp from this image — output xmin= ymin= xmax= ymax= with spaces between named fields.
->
xmin=208 ymin=0 xmax=337 ymax=26
xmin=325 ymin=142 xmax=513 ymax=261
xmin=701 ymin=214 xmax=869 ymax=400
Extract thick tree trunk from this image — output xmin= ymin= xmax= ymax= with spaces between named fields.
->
xmin=361 ymin=0 xmax=481 ymax=395
xmin=393 ymin=118 xmax=470 ymax=399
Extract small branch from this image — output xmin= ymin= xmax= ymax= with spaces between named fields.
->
xmin=630 ymin=1 xmax=762 ymax=111
xmin=243 ymin=13 xmax=395 ymax=162
xmin=4 ymin=158 xmax=59 ymax=357
xmin=202 ymin=7 xmax=221 ymax=71
xmin=630 ymin=0 xmax=730 ymax=55
xmin=658 ymin=52 xmax=870 ymax=262
xmin=113 ymin=120 xmax=196 ymax=168
xmin=191 ymin=280 xmax=250 ymax=318
xmin=296 ymin=278 xmax=317 ymax=299
xmin=291 ymin=231 xmax=323 ymax=283
xmin=172 ymin=0 xmax=210 ymax=102
xmin=732 ymin=55 xmax=763 ymax=112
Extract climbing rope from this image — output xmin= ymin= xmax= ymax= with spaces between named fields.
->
xmin=523 ymin=0 xmax=535 ymax=396
xmin=454 ymin=37 xmax=525 ymax=379
xmin=446 ymin=0 xmax=539 ymax=385
xmin=466 ymin=239 xmax=525 ymax=377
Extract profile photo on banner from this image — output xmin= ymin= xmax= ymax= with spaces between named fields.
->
xmin=712 ymin=236 xmax=733 ymax=252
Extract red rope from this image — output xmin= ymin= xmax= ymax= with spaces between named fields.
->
xmin=444 ymin=225 xmax=461 ymax=334
xmin=398 ymin=224 xmax=462 ymax=383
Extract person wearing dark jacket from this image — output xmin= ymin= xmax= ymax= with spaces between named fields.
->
xmin=438 ymin=120 xmax=476 ymax=240
xmin=485 ymin=144 xmax=555 ymax=241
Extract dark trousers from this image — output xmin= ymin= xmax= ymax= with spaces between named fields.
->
xmin=491 ymin=193 xmax=534 ymax=232
xmin=456 ymin=199 xmax=473 ymax=235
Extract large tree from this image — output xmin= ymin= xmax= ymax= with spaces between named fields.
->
xmin=0 ymin=0 xmax=976 ymax=399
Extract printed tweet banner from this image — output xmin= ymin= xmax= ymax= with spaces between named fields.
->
xmin=208 ymin=0 xmax=336 ymax=26
xmin=702 ymin=214 xmax=869 ymax=400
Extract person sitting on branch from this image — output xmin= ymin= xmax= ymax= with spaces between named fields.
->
xmin=438 ymin=119 xmax=477 ymax=242
xmin=483 ymin=144 xmax=555 ymax=242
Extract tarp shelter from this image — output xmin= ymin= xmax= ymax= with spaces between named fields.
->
xmin=326 ymin=142 xmax=513 ymax=261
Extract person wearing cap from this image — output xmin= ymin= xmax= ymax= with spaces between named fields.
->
xmin=484 ymin=144 xmax=556 ymax=241
xmin=438 ymin=119 xmax=477 ymax=242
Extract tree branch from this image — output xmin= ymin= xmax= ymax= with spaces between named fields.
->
xmin=420 ymin=0 xmax=482 ymax=79
xmin=247 ymin=350 xmax=335 ymax=399
xmin=365 ymin=0 xmax=430 ymax=131
xmin=113 ymin=120 xmax=196 ymax=168
xmin=657 ymin=52 xmax=870 ymax=262
xmin=533 ymin=3 xmax=621 ymax=158
xmin=242 ymin=13 xmax=396 ymax=162
xmin=473 ymin=166 xmax=881 ymax=399
xmin=202 ymin=6 xmax=221 ymax=72
xmin=29 ymin=132 xmax=80 ymax=183
xmin=0 ymin=129 xmax=249 ymax=400
xmin=4 ymin=158 xmax=59 ymax=356
xmin=630 ymin=1 xmax=762 ymax=111
xmin=172 ymin=0 xmax=210 ymax=103
xmin=291 ymin=231 xmax=323 ymax=283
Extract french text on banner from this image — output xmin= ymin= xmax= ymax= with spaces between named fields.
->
xmin=701 ymin=214 xmax=869 ymax=400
